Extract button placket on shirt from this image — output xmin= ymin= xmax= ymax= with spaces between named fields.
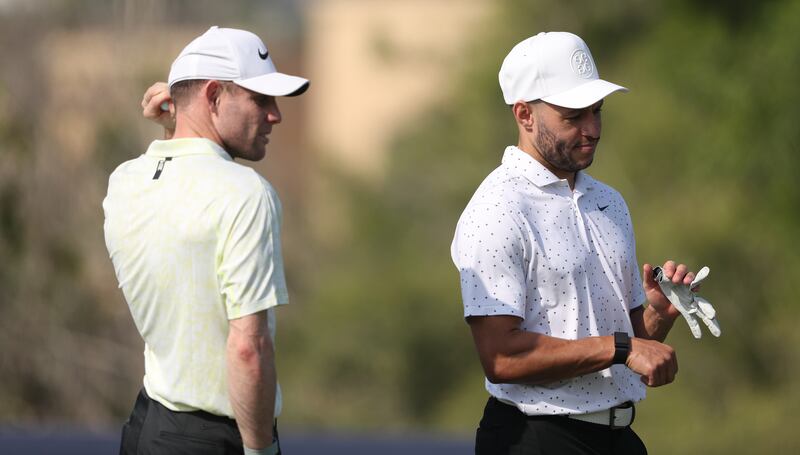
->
xmin=567 ymin=184 xmax=593 ymax=254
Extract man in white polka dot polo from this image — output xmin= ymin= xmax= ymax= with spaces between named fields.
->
xmin=451 ymin=32 xmax=699 ymax=454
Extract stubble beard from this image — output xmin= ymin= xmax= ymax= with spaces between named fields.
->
xmin=534 ymin=120 xmax=593 ymax=173
xmin=222 ymin=138 xmax=266 ymax=162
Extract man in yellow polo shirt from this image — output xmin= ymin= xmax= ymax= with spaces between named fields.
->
xmin=103 ymin=26 xmax=308 ymax=455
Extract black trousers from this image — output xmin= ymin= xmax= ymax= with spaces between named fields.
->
xmin=475 ymin=397 xmax=647 ymax=455
xmin=119 ymin=388 xmax=281 ymax=455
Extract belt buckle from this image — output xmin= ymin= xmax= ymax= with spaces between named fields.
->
xmin=609 ymin=401 xmax=634 ymax=429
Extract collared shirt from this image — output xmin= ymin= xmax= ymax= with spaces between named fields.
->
xmin=451 ymin=145 xmax=646 ymax=416
xmin=103 ymin=138 xmax=288 ymax=419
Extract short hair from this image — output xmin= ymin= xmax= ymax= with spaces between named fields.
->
xmin=170 ymin=79 xmax=239 ymax=109
xmin=169 ymin=79 xmax=209 ymax=109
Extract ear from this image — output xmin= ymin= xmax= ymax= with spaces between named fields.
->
xmin=203 ymin=80 xmax=223 ymax=114
xmin=512 ymin=101 xmax=535 ymax=131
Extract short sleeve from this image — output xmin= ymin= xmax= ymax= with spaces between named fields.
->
xmin=451 ymin=202 xmax=528 ymax=318
xmin=217 ymin=176 xmax=288 ymax=319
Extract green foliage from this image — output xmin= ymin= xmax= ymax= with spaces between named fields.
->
xmin=279 ymin=0 xmax=800 ymax=451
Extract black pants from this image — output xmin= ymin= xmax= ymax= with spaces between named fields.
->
xmin=119 ymin=389 xmax=281 ymax=455
xmin=475 ymin=397 xmax=647 ymax=455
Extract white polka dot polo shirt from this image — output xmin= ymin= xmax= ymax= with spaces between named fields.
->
xmin=451 ymin=145 xmax=646 ymax=416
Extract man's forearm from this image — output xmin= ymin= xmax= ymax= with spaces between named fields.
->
xmin=227 ymin=326 xmax=276 ymax=449
xmin=470 ymin=316 xmax=616 ymax=385
xmin=492 ymin=332 xmax=616 ymax=384
xmin=470 ymin=314 xmax=678 ymax=387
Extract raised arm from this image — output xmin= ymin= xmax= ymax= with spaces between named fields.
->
xmin=141 ymin=82 xmax=176 ymax=139
xmin=226 ymin=311 xmax=275 ymax=451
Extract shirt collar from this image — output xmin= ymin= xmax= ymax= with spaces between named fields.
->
xmin=145 ymin=138 xmax=233 ymax=161
xmin=574 ymin=170 xmax=596 ymax=195
xmin=502 ymin=145 xmax=595 ymax=194
xmin=501 ymin=145 xmax=562 ymax=187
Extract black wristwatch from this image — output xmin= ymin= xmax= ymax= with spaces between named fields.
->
xmin=612 ymin=331 xmax=631 ymax=365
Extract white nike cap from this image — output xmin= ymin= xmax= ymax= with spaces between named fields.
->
xmin=168 ymin=26 xmax=309 ymax=97
xmin=499 ymin=32 xmax=626 ymax=108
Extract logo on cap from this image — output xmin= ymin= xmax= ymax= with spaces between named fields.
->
xmin=258 ymin=48 xmax=269 ymax=60
xmin=571 ymin=49 xmax=594 ymax=79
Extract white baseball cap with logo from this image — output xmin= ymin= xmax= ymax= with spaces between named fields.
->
xmin=168 ymin=26 xmax=309 ymax=97
xmin=499 ymin=32 xmax=626 ymax=108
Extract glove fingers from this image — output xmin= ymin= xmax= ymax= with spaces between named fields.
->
xmin=698 ymin=314 xmax=722 ymax=337
xmin=690 ymin=266 xmax=710 ymax=288
xmin=683 ymin=314 xmax=703 ymax=339
xmin=695 ymin=296 xmax=716 ymax=319
xmin=658 ymin=268 xmax=718 ymax=339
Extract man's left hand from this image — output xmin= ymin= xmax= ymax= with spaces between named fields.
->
xmin=643 ymin=260 xmax=721 ymax=339
xmin=642 ymin=260 xmax=695 ymax=320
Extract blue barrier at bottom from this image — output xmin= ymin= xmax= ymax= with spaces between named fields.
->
xmin=0 ymin=428 xmax=473 ymax=455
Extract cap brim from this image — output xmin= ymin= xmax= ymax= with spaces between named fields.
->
xmin=541 ymin=79 xmax=628 ymax=109
xmin=236 ymin=72 xmax=310 ymax=97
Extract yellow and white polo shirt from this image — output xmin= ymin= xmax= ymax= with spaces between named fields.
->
xmin=103 ymin=137 xmax=288 ymax=419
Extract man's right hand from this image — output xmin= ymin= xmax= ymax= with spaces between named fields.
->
xmin=141 ymin=82 xmax=175 ymax=138
xmin=626 ymin=337 xmax=678 ymax=387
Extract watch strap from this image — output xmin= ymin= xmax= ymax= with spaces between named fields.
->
xmin=612 ymin=331 xmax=631 ymax=365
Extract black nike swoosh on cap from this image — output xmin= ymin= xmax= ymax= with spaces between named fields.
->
xmin=258 ymin=49 xmax=269 ymax=60
xmin=598 ymin=204 xmax=610 ymax=211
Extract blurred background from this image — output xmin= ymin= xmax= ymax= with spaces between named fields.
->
xmin=1 ymin=0 xmax=799 ymax=453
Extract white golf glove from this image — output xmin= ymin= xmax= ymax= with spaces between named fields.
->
xmin=652 ymin=266 xmax=721 ymax=339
